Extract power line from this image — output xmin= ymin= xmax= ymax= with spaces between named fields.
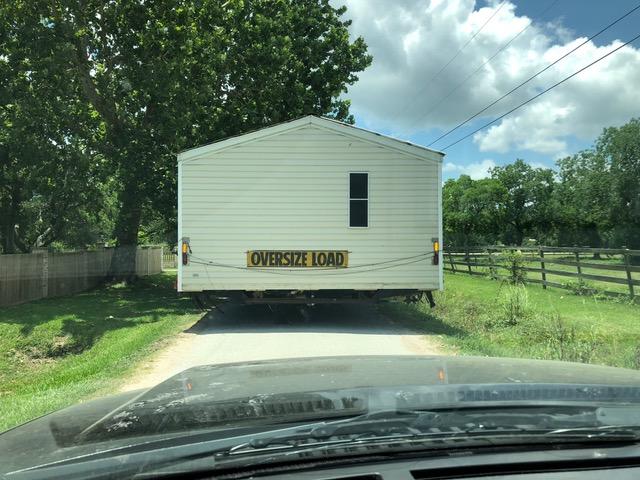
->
xmin=397 ymin=1 xmax=507 ymax=117
xmin=427 ymin=2 xmax=640 ymax=147
xmin=440 ymin=31 xmax=640 ymax=151
xmin=415 ymin=0 xmax=559 ymax=124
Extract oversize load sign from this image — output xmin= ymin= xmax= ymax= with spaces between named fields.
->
xmin=247 ymin=250 xmax=348 ymax=268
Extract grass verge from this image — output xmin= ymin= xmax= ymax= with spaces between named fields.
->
xmin=0 ymin=272 xmax=202 ymax=431
xmin=382 ymin=272 xmax=640 ymax=368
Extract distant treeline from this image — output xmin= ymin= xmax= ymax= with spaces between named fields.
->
xmin=444 ymin=118 xmax=640 ymax=252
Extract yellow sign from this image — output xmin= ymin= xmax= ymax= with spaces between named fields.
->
xmin=247 ymin=250 xmax=348 ymax=268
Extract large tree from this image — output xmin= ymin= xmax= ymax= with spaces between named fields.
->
xmin=443 ymin=175 xmax=507 ymax=247
xmin=554 ymin=150 xmax=612 ymax=249
xmin=0 ymin=14 xmax=113 ymax=253
xmin=595 ymin=118 xmax=640 ymax=253
xmin=489 ymin=159 xmax=555 ymax=245
xmin=5 ymin=0 xmax=370 ymax=270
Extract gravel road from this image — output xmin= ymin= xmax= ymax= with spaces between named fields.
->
xmin=120 ymin=303 xmax=445 ymax=392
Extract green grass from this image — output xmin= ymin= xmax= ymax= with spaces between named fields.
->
xmin=0 ymin=272 xmax=202 ymax=431
xmin=382 ymin=272 xmax=640 ymax=368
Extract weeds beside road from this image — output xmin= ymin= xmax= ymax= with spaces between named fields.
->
xmin=384 ymin=273 xmax=640 ymax=369
xmin=0 ymin=272 xmax=201 ymax=431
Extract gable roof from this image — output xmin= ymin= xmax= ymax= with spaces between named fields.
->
xmin=177 ymin=115 xmax=444 ymax=164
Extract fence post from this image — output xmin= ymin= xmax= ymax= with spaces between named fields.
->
xmin=41 ymin=251 xmax=49 ymax=299
xmin=465 ymin=248 xmax=472 ymax=274
xmin=574 ymin=250 xmax=582 ymax=284
xmin=448 ymin=251 xmax=456 ymax=273
xmin=487 ymin=248 xmax=496 ymax=280
xmin=624 ymin=251 xmax=635 ymax=298
xmin=539 ymin=247 xmax=547 ymax=290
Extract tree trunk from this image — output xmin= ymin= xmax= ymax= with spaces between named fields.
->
xmin=0 ymin=180 xmax=28 ymax=254
xmin=109 ymin=184 xmax=143 ymax=281
xmin=514 ymin=224 xmax=524 ymax=246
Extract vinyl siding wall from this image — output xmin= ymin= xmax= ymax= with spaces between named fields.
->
xmin=178 ymin=124 xmax=442 ymax=292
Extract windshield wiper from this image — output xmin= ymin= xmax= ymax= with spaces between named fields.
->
xmin=204 ymin=407 xmax=640 ymax=468
xmin=9 ymin=408 xmax=640 ymax=480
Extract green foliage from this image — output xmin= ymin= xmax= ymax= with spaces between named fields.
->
xmin=1 ymin=0 xmax=372 ymax=251
xmin=597 ymin=119 xmax=640 ymax=254
xmin=500 ymin=250 xmax=527 ymax=285
xmin=443 ymin=175 xmax=507 ymax=247
xmin=0 ymin=272 xmax=201 ymax=431
xmin=443 ymin=119 xmax=640 ymax=252
xmin=382 ymin=273 xmax=640 ymax=370
xmin=542 ymin=313 xmax=599 ymax=364
xmin=563 ymin=279 xmax=598 ymax=296
xmin=489 ymin=160 xmax=556 ymax=246
xmin=495 ymin=284 xmax=529 ymax=326
xmin=554 ymin=151 xmax=611 ymax=248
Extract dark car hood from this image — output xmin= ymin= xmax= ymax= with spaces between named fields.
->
xmin=3 ymin=355 xmax=640 ymax=474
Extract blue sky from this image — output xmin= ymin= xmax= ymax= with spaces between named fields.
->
xmin=337 ymin=0 xmax=640 ymax=180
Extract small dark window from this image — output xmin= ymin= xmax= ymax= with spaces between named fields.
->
xmin=350 ymin=173 xmax=368 ymax=199
xmin=349 ymin=173 xmax=368 ymax=227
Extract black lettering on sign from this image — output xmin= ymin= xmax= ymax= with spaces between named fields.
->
xmin=247 ymin=251 xmax=348 ymax=268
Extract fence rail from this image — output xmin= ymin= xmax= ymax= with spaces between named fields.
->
xmin=444 ymin=246 xmax=640 ymax=299
xmin=0 ymin=246 xmax=162 ymax=307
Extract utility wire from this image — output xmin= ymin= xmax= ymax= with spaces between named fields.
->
xmin=416 ymin=0 xmax=559 ymax=124
xmin=440 ymin=31 xmax=640 ymax=150
xmin=427 ymin=2 xmax=640 ymax=147
xmin=397 ymin=1 xmax=507 ymax=117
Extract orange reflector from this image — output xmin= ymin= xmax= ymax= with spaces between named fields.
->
xmin=182 ymin=242 xmax=188 ymax=253
xmin=438 ymin=368 xmax=445 ymax=382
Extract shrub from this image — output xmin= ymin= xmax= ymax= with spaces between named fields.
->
xmin=543 ymin=313 xmax=599 ymax=364
xmin=500 ymin=250 xmax=527 ymax=285
xmin=495 ymin=285 xmax=530 ymax=327
xmin=564 ymin=279 xmax=598 ymax=296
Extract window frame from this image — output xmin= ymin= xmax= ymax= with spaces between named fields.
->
xmin=348 ymin=172 xmax=369 ymax=228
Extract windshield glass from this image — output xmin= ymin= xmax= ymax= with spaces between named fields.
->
xmin=1 ymin=0 xmax=640 ymax=478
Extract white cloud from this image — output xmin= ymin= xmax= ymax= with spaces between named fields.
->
xmin=443 ymin=158 xmax=496 ymax=179
xmin=336 ymin=0 xmax=640 ymax=157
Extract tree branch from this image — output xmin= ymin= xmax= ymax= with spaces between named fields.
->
xmin=72 ymin=34 xmax=122 ymax=132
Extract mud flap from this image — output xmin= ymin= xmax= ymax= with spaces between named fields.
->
xmin=425 ymin=290 xmax=436 ymax=308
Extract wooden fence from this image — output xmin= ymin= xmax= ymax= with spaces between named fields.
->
xmin=162 ymin=250 xmax=178 ymax=269
xmin=444 ymin=246 xmax=640 ymax=299
xmin=0 ymin=246 xmax=162 ymax=307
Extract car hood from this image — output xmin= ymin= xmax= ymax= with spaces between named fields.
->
xmin=3 ymin=355 xmax=640 ymax=473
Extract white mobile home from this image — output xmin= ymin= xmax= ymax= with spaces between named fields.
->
xmin=177 ymin=115 xmax=443 ymax=305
